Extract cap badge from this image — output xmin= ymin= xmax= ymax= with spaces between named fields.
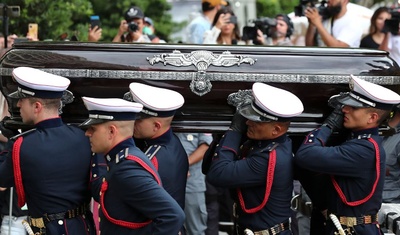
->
xmin=127 ymin=8 xmax=138 ymax=17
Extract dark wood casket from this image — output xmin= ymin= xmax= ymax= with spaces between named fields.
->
xmin=1 ymin=42 xmax=400 ymax=147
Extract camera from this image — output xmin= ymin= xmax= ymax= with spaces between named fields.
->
xmin=128 ymin=21 xmax=139 ymax=32
xmin=242 ymin=17 xmax=277 ymax=44
xmin=384 ymin=9 xmax=400 ymax=35
xmin=294 ymin=0 xmax=329 ymax=20
xmin=0 ymin=5 xmax=20 ymax=18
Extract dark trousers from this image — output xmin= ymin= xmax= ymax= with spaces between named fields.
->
xmin=205 ymin=180 xmax=234 ymax=235
xmin=310 ymin=208 xmax=326 ymax=235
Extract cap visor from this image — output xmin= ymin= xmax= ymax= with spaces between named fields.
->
xmin=221 ymin=0 xmax=227 ymax=5
xmin=238 ymin=103 xmax=272 ymax=122
xmin=79 ymin=118 xmax=107 ymax=128
xmin=337 ymin=95 xmax=368 ymax=108
xmin=8 ymin=91 xmax=28 ymax=99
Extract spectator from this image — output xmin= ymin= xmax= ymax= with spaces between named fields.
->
xmin=203 ymin=8 xmax=242 ymax=45
xmin=382 ymin=105 xmax=400 ymax=203
xmin=256 ymin=14 xmax=294 ymax=46
xmin=360 ymin=7 xmax=391 ymax=49
xmin=143 ymin=17 xmax=165 ymax=43
xmin=379 ymin=104 xmax=400 ymax=234
xmin=176 ymin=133 xmax=212 ymax=235
xmin=305 ymin=0 xmax=363 ymax=47
xmin=112 ymin=6 xmax=151 ymax=43
xmin=186 ymin=0 xmax=227 ymax=44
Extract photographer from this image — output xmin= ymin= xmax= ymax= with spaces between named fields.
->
xmin=255 ymin=14 xmax=294 ymax=46
xmin=112 ymin=6 xmax=151 ymax=43
xmin=379 ymin=11 xmax=400 ymax=65
xmin=305 ymin=0 xmax=363 ymax=47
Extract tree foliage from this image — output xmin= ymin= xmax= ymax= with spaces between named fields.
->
xmin=3 ymin=0 xmax=93 ymax=40
xmin=256 ymin=0 xmax=298 ymax=17
xmin=2 ymin=0 xmax=174 ymax=42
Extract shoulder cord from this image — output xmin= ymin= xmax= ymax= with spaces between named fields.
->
xmin=331 ymin=138 xmax=380 ymax=206
xmin=237 ymin=149 xmax=276 ymax=214
xmin=13 ymin=137 xmax=25 ymax=207
xmin=100 ymin=155 xmax=161 ymax=229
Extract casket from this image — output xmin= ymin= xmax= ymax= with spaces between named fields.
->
xmin=1 ymin=42 xmax=400 ymax=141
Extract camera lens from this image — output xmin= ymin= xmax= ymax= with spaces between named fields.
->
xmin=128 ymin=22 xmax=139 ymax=32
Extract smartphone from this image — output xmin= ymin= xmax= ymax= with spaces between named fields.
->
xmin=229 ymin=15 xmax=237 ymax=25
xmin=27 ymin=23 xmax=38 ymax=40
xmin=90 ymin=15 xmax=101 ymax=29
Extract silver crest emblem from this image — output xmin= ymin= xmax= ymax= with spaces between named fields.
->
xmin=147 ymin=50 xmax=256 ymax=96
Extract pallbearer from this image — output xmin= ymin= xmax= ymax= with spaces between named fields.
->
xmin=206 ymin=82 xmax=304 ymax=235
xmin=0 ymin=67 xmax=96 ymax=235
xmin=81 ymin=97 xmax=185 ymax=235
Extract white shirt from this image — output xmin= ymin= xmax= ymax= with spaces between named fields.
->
xmin=388 ymin=33 xmax=400 ymax=65
xmin=317 ymin=10 xmax=363 ymax=47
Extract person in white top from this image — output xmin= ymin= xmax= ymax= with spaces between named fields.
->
xmin=305 ymin=0 xmax=363 ymax=47
xmin=186 ymin=0 xmax=227 ymax=44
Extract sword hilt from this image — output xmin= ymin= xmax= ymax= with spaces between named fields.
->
xmin=22 ymin=219 xmax=36 ymax=235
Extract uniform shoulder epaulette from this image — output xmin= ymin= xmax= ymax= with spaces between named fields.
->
xmin=357 ymin=134 xmax=372 ymax=140
xmin=10 ymin=128 xmax=37 ymax=140
xmin=261 ymin=142 xmax=280 ymax=152
xmin=144 ymin=145 xmax=162 ymax=160
xmin=115 ymin=148 xmax=130 ymax=164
